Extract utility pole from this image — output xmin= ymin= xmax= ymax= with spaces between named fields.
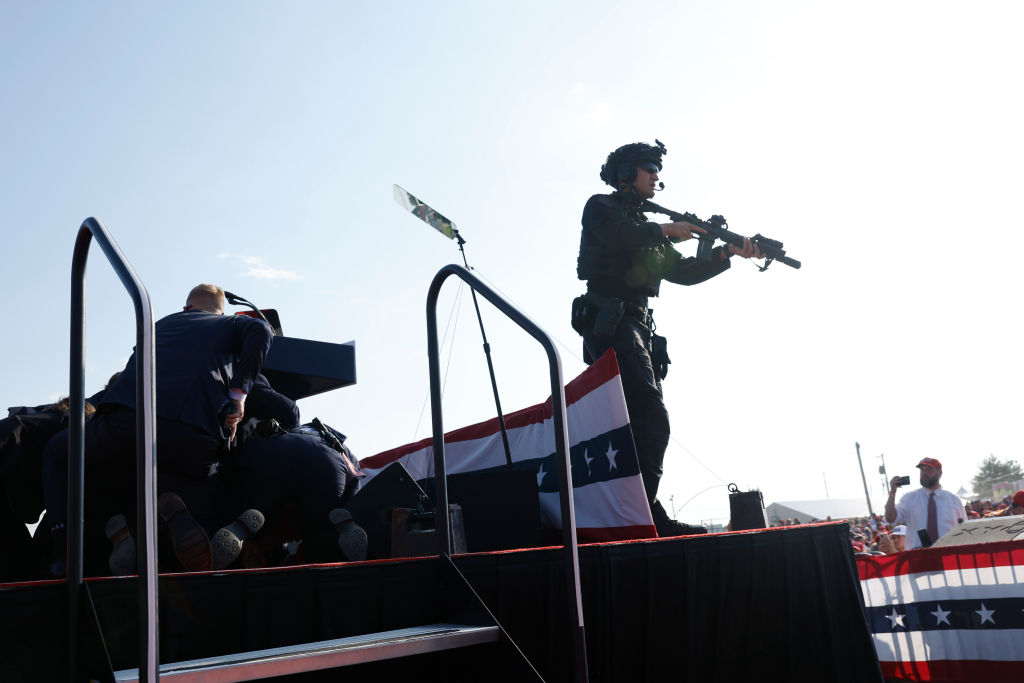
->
xmin=855 ymin=442 xmax=875 ymax=516
xmin=878 ymin=453 xmax=889 ymax=495
xmin=823 ymin=472 xmax=830 ymax=499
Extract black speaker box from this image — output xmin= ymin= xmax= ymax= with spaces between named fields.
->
xmin=420 ymin=469 xmax=544 ymax=553
xmin=347 ymin=462 xmax=429 ymax=560
xmin=729 ymin=488 xmax=768 ymax=531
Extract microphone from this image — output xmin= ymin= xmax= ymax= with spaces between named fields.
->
xmin=655 ymin=182 xmax=665 ymax=191
xmin=223 ymin=290 xmax=274 ymax=331
xmin=223 ymin=290 xmax=248 ymax=306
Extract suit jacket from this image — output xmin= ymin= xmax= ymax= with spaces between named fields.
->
xmin=102 ymin=310 xmax=273 ymax=440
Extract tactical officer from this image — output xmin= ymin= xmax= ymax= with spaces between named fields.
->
xmin=572 ymin=140 xmax=761 ymax=537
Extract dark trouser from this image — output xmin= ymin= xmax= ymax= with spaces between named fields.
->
xmin=42 ymin=407 xmax=222 ymax=533
xmin=582 ymin=314 xmax=670 ymax=505
xmin=227 ymin=431 xmax=349 ymax=561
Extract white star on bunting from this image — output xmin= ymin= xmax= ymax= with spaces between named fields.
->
xmin=885 ymin=608 xmax=905 ymax=629
xmin=930 ymin=604 xmax=951 ymax=626
xmin=976 ymin=603 xmax=996 ymax=625
xmin=605 ymin=443 xmax=618 ymax=471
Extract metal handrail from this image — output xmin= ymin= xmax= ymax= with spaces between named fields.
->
xmin=69 ymin=217 xmax=159 ymax=682
xmin=426 ymin=264 xmax=589 ymax=683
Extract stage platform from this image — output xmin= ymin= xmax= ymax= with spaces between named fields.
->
xmin=0 ymin=521 xmax=882 ymax=682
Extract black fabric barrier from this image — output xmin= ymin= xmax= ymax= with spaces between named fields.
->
xmin=0 ymin=522 xmax=882 ymax=682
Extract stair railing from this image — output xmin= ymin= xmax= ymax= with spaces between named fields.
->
xmin=426 ymin=264 xmax=589 ymax=683
xmin=69 ymin=217 xmax=159 ymax=682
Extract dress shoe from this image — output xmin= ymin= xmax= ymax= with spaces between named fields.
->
xmin=329 ymin=508 xmax=368 ymax=562
xmin=211 ymin=509 xmax=265 ymax=570
xmin=105 ymin=514 xmax=136 ymax=575
xmin=158 ymin=492 xmax=212 ymax=572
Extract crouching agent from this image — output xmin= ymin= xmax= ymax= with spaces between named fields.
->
xmin=219 ymin=418 xmax=368 ymax=568
xmin=41 ymin=283 xmax=275 ymax=577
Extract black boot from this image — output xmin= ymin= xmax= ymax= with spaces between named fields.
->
xmin=651 ymin=500 xmax=707 ymax=537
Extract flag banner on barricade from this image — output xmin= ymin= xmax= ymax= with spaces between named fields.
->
xmin=857 ymin=540 xmax=1024 ymax=682
xmin=358 ymin=349 xmax=657 ymax=541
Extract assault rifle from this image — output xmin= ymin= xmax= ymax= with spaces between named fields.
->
xmin=641 ymin=199 xmax=801 ymax=271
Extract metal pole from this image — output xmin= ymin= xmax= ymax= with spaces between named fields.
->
xmin=453 ymin=231 xmax=514 ymax=470
xmin=855 ymin=442 xmax=875 ymax=517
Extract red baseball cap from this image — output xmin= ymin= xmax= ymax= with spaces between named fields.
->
xmin=916 ymin=457 xmax=942 ymax=470
xmin=1013 ymin=490 xmax=1024 ymax=507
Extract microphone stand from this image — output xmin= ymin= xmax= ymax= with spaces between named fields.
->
xmin=452 ymin=229 xmax=514 ymax=471
xmin=224 ymin=291 xmax=276 ymax=334
xmin=391 ymin=185 xmax=513 ymax=470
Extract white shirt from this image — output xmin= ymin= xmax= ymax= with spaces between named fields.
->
xmin=894 ymin=485 xmax=964 ymax=549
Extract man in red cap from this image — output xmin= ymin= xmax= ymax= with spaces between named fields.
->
xmin=884 ymin=457 xmax=964 ymax=549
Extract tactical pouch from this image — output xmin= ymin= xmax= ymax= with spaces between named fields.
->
xmin=651 ymin=332 xmax=670 ymax=380
xmin=572 ymin=293 xmax=626 ymax=337
xmin=570 ymin=295 xmax=589 ymax=335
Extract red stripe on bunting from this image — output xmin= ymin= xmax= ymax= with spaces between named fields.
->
xmin=880 ymin=658 xmax=1024 ymax=682
xmin=577 ymin=524 xmax=658 ymax=542
xmin=857 ymin=540 xmax=1024 ymax=580
xmin=360 ymin=349 xmax=621 ymax=470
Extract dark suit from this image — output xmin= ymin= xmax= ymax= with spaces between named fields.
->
xmin=103 ymin=309 xmax=273 ymax=440
xmin=43 ymin=310 xmax=273 ymax=533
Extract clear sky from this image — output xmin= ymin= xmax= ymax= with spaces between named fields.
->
xmin=2 ymin=1 xmax=1022 ymax=527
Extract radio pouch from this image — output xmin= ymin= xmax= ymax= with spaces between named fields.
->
xmin=651 ymin=333 xmax=670 ymax=381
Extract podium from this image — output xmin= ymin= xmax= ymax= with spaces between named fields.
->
xmin=262 ymin=336 xmax=356 ymax=400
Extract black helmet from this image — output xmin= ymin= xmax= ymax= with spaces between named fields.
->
xmin=600 ymin=139 xmax=667 ymax=187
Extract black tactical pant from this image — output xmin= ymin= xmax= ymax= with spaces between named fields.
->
xmin=582 ymin=314 xmax=670 ymax=504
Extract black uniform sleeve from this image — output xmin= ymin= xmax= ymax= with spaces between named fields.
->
xmin=662 ymin=245 xmax=732 ymax=286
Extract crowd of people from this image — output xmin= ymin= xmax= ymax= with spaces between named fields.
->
xmin=0 ymin=283 xmax=368 ymax=582
xmin=768 ymin=493 xmax=1024 ymax=556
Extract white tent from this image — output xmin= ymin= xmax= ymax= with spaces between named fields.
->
xmin=765 ymin=499 xmax=869 ymax=524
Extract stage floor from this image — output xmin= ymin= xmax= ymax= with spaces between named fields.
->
xmin=0 ymin=521 xmax=882 ymax=682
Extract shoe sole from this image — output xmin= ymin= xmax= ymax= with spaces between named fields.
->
xmin=211 ymin=509 xmax=265 ymax=571
xmin=329 ymin=508 xmax=368 ymax=562
xmin=105 ymin=514 xmax=137 ymax=575
xmin=158 ymin=492 xmax=213 ymax=572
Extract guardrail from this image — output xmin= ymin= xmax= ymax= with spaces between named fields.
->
xmin=425 ymin=264 xmax=590 ymax=683
xmin=69 ymin=217 xmax=159 ymax=682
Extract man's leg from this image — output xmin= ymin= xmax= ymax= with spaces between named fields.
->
xmin=231 ymin=432 xmax=354 ymax=562
xmin=584 ymin=318 xmax=669 ymax=503
xmin=584 ymin=320 xmax=704 ymax=536
xmin=40 ymin=410 xmax=135 ymax=575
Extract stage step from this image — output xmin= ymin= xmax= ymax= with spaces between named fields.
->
xmin=113 ymin=622 xmax=501 ymax=682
